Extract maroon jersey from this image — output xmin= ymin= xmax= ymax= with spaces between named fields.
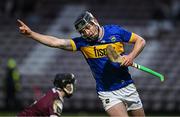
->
xmin=18 ymin=88 xmax=63 ymax=117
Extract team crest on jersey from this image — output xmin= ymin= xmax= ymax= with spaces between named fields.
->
xmin=109 ymin=36 xmax=116 ymax=42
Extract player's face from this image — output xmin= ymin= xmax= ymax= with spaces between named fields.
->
xmin=63 ymin=83 xmax=74 ymax=98
xmin=65 ymin=84 xmax=73 ymax=93
xmin=79 ymin=22 xmax=98 ymax=39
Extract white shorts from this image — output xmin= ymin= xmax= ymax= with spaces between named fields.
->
xmin=98 ymin=83 xmax=143 ymax=111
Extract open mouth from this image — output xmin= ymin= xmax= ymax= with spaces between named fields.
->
xmin=89 ymin=32 xmax=96 ymax=37
xmin=89 ymin=34 xmax=94 ymax=37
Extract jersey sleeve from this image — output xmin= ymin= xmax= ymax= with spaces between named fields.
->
xmin=50 ymin=100 xmax=63 ymax=117
xmin=116 ymin=26 xmax=133 ymax=42
xmin=71 ymin=37 xmax=84 ymax=51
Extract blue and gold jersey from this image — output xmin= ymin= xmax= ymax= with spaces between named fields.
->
xmin=71 ymin=25 xmax=135 ymax=92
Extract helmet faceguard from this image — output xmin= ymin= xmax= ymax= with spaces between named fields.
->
xmin=74 ymin=11 xmax=100 ymax=42
xmin=53 ymin=73 xmax=76 ymax=98
xmin=74 ymin=11 xmax=94 ymax=31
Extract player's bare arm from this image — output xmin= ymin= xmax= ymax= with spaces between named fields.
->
xmin=121 ymin=33 xmax=146 ymax=66
xmin=17 ymin=19 xmax=73 ymax=51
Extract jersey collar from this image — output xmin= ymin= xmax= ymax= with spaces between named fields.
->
xmin=97 ymin=26 xmax=104 ymax=42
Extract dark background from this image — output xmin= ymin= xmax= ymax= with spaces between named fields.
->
xmin=0 ymin=0 xmax=180 ymax=116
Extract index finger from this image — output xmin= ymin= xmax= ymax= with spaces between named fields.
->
xmin=17 ymin=19 xmax=26 ymax=26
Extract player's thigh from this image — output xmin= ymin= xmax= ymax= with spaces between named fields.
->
xmin=128 ymin=107 xmax=145 ymax=117
xmin=124 ymin=84 xmax=144 ymax=112
xmin=106 ymin=102 xmax=128 ymax=117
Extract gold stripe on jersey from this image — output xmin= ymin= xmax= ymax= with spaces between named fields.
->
xmin=70 ymin=39 xmax=77 ymax=51
xmin=129 ymin=32 xmax=136 ymax=43
xmin=80 ymin=42 xmax=124 ymax=58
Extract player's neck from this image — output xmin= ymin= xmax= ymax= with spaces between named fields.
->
xmin=57 ymin=90 xmax=65 ymax=98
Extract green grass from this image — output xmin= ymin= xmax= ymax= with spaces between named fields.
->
xmin=0 ymin=111 xmax=180 ymax=117
xmin=0 ymin=111 xmax=107 ymax=116
xmin=0 ymin=111 xmax=17 ymax=116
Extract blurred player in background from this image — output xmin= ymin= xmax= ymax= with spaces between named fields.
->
xmin=17 ymin=11 xmax=146 ymax=117
xmin=4 ymin=58 xmax=21 ymax=110
xmin=18 ymin=73 xmax=76 ymax=117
